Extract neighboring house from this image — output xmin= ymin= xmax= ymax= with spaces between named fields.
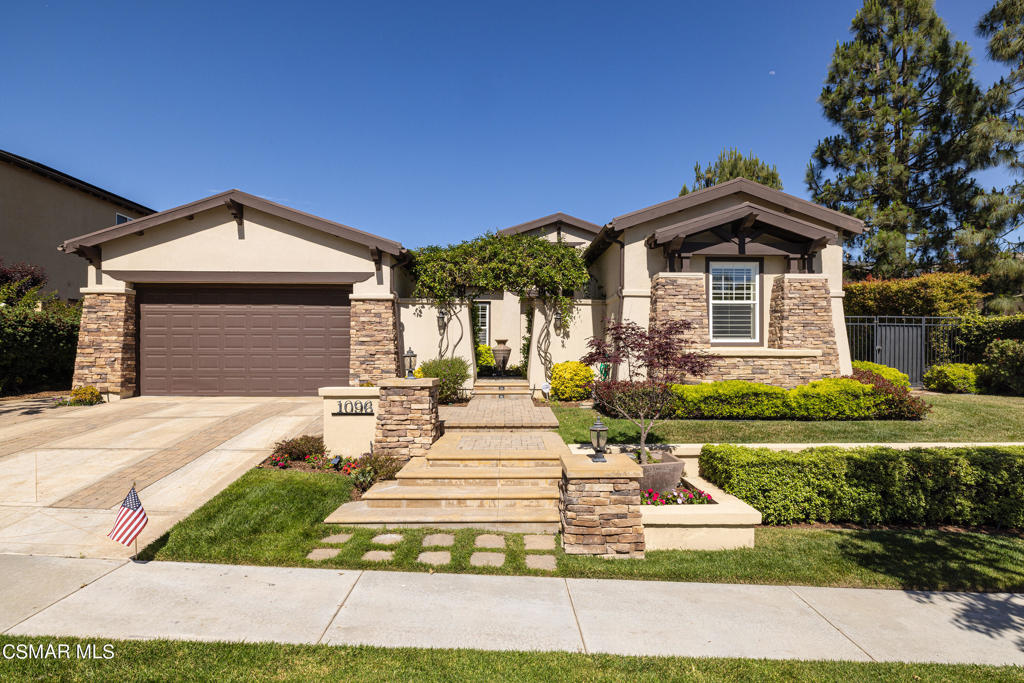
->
xmin=60 ymin=179 xmax=862 ymax=399
xmin=0 ymin=149 xmax=154 ymax=299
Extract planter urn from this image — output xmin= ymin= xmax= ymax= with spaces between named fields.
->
xmin=638 ymin=452 xmax=686 ymax=494
xmin=492 ymin=339 xmax=511 ymax=371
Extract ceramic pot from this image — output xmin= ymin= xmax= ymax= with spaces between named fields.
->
xmin=492 ymin=339 xmax=511 ymax=370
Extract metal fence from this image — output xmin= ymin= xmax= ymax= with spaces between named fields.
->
xmin=845 ymin=316 xmax=967 ymax=386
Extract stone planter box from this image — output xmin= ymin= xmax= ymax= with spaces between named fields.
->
xmin=639 ymin=452 xmax=685 ymax=494
xmin=640 ymin=476 xmax=762 ymax=551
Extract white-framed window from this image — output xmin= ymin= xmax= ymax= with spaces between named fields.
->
xmin=473 ymin=301 xmax=490 ymax=346
xmin=709 ymin=261 xmax=759 ymax=343
xmin=115 ymin=213 xmax=132 ymax=225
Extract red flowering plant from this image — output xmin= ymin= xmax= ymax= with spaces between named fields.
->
xmin=641 ymin=487 xmax=713 ymax=505
xmin=582 ymin=319 xmax=714 ymax=463
xmin=269 ymin=453 xmax=289 ymax=469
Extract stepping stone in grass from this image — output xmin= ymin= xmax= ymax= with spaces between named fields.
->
xmin=306 ymin=548 xmax=341 ymax=561
xmin=362 ymin=550 xmax=394 ymax=562
xmin=525 ymin=554 xmax=557 ymax=571
xmin=422 ymin=533 xmax=455 ymax=547
xmin=371 ymin=533 xmax=403 ymax=546
xmin=523 ymin=534 xmax=555 ymax=551
xmin=470 ymin=552 xmax=505 ymax=567
xmin=321 ymin=533 xmax=353 ymax=544
xmin=474 ymin=534 xmax=505 ymax=549
xmin=417 ymin=551 xmax=451 ymax=566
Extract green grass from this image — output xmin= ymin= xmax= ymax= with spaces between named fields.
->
xmin=552 ymin=393 xmax=1024 ymax=444
xmin=1 ymin=636 xmax=1020 ymax=682
xmin=145 ymin=468 xmax=1024 ymax=592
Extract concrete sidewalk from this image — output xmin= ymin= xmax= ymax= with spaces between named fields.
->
xmin=2 ymin=555 xmax=1022 ymax=665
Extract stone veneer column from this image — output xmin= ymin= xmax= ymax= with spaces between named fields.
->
xmin=72 ymin=291 xmax=137 ymax=399
xmin=649 ymin=273 xmax=709 ymax=345
xmin=768 ymin=275 xmax=840 ymax=376
xmin=349 ymin=295 xmax=401 ymax=386
xmin=560 ymin=452 xmax=645 ymax=559
xmin=373 ymin=378 xmax=441 ymax=461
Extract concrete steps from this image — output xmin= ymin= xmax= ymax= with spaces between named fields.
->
xmin=471 ymin=379 xmax=532 ymax=399
xmin=324 ymin=430 xmax=568 ymax=533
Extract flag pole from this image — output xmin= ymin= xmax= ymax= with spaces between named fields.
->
xmin=132 ymin=480 xmax=137 ymax=562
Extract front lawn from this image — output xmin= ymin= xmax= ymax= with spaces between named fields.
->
xmin=2 ymin=636 xmax=1019 ymax=682
xmin=552 ymin=393 xmax=1024 ymax=444
xmin=145 ymin=468 xmax=1024 ymax=592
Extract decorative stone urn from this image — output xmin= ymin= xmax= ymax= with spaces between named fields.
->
xmin=492 ymin=339 xmax=511 ymax=371
xmin=638 ymin=452 xmax=686 ymax=494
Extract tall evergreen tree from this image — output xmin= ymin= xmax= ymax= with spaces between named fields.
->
xmin=807 ymin=0 xmax=992 ymax=278
xmin=679 ymin=148 xmax=782 ymax=196
xmin=970 ymin=0 xmax=1024 ymax=312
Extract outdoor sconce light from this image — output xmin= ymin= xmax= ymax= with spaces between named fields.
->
xmin=589 ymin=417 xmax=608 ymax=463
xmin=403 ymin=347 xmax=417 ymax=378
xmin=553 ymin=307 xmax=564 ymax=327
xmin=436 ymin=309 xmax=447 ymax=329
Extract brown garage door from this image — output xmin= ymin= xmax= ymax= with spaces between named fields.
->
xmin=138 ymin=285 xmax=351 ymax=396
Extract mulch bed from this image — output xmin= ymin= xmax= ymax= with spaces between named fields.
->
xmin=0 ymin=390 xmax=69 ymax=402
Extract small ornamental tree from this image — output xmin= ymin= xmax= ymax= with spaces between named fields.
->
xmin=581 ymin=319 xmax=714 ymax=462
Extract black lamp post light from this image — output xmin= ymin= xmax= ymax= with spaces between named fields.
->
xmin=589 ymin=417 xmax=608 ymax=463
xmin=403 ymin=347 xmax=417 ymax=378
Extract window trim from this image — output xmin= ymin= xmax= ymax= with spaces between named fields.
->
xmin=115 ymin=212 xmax=132 ymax=225
xmin=473 ymin=301 xmax=490 ymax=347
xmin=705 ymin=257 xmax=763 ymax=346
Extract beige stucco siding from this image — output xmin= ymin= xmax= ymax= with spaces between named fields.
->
xmin=398 ymin=300 xmax=476 ymax=388
xmin=98 ymin=205 xmax=391 ymax=295
xmin=528 ymin=301 xmax=603 ymax=389
xmin=0 ymin=162 xmax=148 ymax=299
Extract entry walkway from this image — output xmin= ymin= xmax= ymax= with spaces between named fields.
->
xmin=440 ymin=396 xmax=558 ymax=430
xmin=2 ymin=555 xmax=1022 ymax=664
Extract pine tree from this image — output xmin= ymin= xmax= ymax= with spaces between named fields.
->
xmin=807 ymin=0 xmax=992 ymax=278
xmin=971 ymin=0 xmax=1024 ymax=312
xmin=679 ymin=148 xmax=782 ymax=196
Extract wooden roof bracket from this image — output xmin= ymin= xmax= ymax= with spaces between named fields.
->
xmin=225 ymin=199 xmax=244 ymax=238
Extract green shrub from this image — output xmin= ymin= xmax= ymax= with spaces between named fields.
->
xmin=851 ymin=360 xmax=910 ymax=388
xmin=0 ymin=306 xmax=80 ymax=396
xmin=700 ymin=444 xmax=1024 ymax=527
xmin=550 ymin=361 xmax=594 ymax=401
xmin=475 ymin=344 xmax=495 ymax=368
xmin=271 ymin=435 xmax=327 ymax=462
xmin=978 ymin=339 xmax=1024 ymax=395
xmin=944 ymin=314 xmax=1024 ymax=362
xmin=923 ymin=363 xmax=980 ymax=393
xmin=417 ymin=356 xmax=470 ymax=404
xmin=60 ymin=385 xmax=103 ymax=406
xmin=351 ymin=451 xmax=403 ymax=492
xmin=843 ymin=272 xmax=985 ymax=316
xmin=669 ymin=372 xmax=926 ymax=421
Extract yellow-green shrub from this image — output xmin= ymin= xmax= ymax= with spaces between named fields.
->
xmin=923 ymin=363 xmax=980 ymax=394
xmin=550 ymin=361 xmax=594 ymax=401
xmin=475 ymin=344 xmax=495 ymax=368
xmin=66 ymin=385 xmax=103 ymax=406
xmin=851 ymin=361 xmax=910 ymax=388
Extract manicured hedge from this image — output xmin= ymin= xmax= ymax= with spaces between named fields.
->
xmin=850 ymin=360 xmax=910 ymax=388
xmin=671 ymin=371 xmax=928 ymax=421
xmin=0 ymin=306 xmax=79 ymax=395
xmin=922 ymin=363 xmax=980 ymax=394
xmin=843 ymin=272 xmax=985 ymax=317
xmin=550 ymin=361 xmax=594 ymax=401
xmin=700 ymin=444 xmax=1024 ymax=527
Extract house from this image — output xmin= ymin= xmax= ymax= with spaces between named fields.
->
xmin=1 ymin=149 xmax=154 ymax=299
xmin=60 ymin=179 xmax=862 ymax=399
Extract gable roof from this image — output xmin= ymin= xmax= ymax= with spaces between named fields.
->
xmin=646 ymin=201 xmax=839 ymax=247
xmin=498 ymin=212 xmax=602 ymax=237
xmin=1 ymin=149 xmax=155 ymax=215
xmin=613 ymin=178 xmax=864 ymax=234
xmin=60 ymin=189 xmax=405 ymax=257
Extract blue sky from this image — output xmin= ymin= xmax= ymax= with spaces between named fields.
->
xmin=2 ymin=0 xmax=1012 ymax=248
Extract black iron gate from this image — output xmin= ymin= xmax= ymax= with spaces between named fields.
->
xmin=845 ymin=316 xmax=965 ymax=386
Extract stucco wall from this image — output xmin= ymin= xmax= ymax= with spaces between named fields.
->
xmin=97 ymin=205 xmax=392 ymax=296
xmin=398 ymin=300 xmax=476 ymax=389
xmin=528 ymin=300 xmax=603 ymax=389
xmin=0 ymin=162 xmax=149 ymax=299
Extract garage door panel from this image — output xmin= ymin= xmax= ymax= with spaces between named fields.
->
xmin=139 ymin=285 xmax=351 ymax=395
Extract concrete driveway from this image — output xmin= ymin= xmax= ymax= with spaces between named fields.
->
xmin=0 ymin=395 xmax=320 ymax=559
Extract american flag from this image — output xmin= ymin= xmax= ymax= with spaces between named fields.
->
xmin=108 ymin=486 xmax=148 ymax=546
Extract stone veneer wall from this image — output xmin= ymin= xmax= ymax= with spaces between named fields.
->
xmin=349 ymin=297 xmax=401 ymax=386
xmin=373 ymin=378 xmax=441 ymax=461
xmin=704 ymin=356 xmax=827 ymax=387
xmin=649 ymin=274 xmax=709 ymax=345
xmin=72 ymin=292 xmax=137 ymax=398
xmin=560 ymin=478 xmax=645 ymax=559
xmin=767 ymin=275 xmax=840 ymax=378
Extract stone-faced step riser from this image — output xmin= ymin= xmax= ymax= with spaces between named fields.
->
xmin=365 ymin=498 xmax=559 ymax=510
xmin=398 ymin=477 xmax=561 ymax=487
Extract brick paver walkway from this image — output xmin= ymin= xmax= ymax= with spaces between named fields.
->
xmin=52 ymin=401 xmax=294 ymax=509
xmin=456 ymin=434 xmax=546 ymax=450
xmin=440 ymin=396 xmax=558 ymax=430
xmin=0 ymin=402 xmax=174 ymax=461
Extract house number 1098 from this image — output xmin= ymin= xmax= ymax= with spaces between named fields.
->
xmin=333 ymin=400 xmax=374 ymax=416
